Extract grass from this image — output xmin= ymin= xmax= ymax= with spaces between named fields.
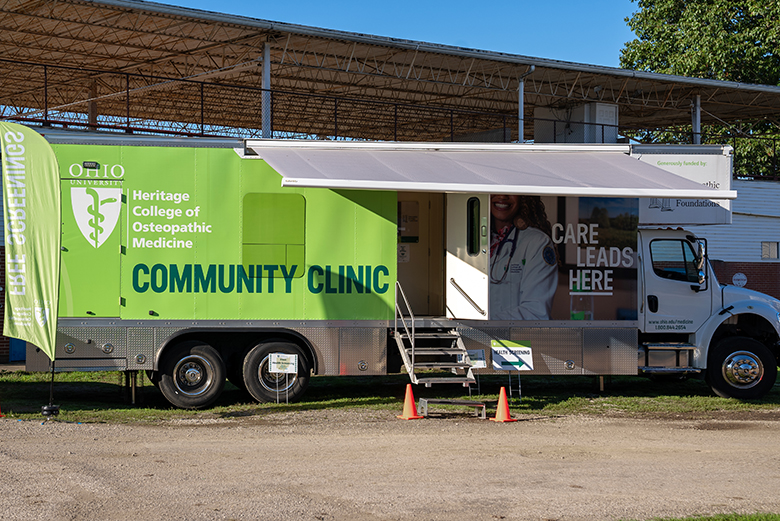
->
xmin=621 ymin=505 xmax=780 ymax=520
xmin=1 ymin=368 xmax=780 ymax=424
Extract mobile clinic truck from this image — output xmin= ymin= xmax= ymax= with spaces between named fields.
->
xmin=16 ymin=130 xmax=780 ymax=408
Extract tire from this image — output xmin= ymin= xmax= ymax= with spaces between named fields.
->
xmin=242 ymin=341 xmax=310 ymax=403
xmin=158 ymin=341 xmax=226 ymax=409
xmin=145 ymin=370 xmax=160 ymax=388
xmin=226 ymin=360 xmax=248 ymax=392
xmin=707 ymin=337 xmax=777 ymax=399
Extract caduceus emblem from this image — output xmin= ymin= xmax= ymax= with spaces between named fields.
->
xmin=71 ymin=187 xmax=122 ymax=248
xmin=35 ymin=306 xmax=49 ymax=327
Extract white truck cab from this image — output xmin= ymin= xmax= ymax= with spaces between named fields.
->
xmin=638 ymin=228 xmax=780 ymax=398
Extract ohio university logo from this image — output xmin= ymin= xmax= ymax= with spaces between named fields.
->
xmin=71 ymin=187 xmax=122 ymax=248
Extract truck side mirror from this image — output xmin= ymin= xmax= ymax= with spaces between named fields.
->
xmin=689 ymin=238 xmax=707 ymax=289
xmin=686 ymin=261 xmax=704 ymax=285
xmin=696 ymin=242 xmax=705 ymax=268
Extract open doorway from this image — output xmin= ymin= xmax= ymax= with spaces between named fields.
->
xmin=396 ymin=192 xmax=444 ymax=317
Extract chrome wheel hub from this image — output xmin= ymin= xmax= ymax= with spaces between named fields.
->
xmin=722 ymin=351 xmax=763 ymax=389
xmin=174 ymin=355 xmax=213 ymax=396
xmin=183 ymin=365 xmax=202 ymax=384
xmin=259 ymin=355 xmax=297 ymax=393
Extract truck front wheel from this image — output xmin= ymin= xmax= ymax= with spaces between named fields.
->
xmin=707 ymin=337 xmax=777 ymax=399
xmin=242 ymin=341 xmax=310 ymax=403
xmin=158 ymin=341 xmax=226 ymax=409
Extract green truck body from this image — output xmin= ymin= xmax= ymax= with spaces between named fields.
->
xmin=58 ymin=144 xmax=397 ymax=322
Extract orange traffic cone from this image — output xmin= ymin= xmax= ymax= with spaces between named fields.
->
xmin=397 ymin=383 xmax=424 ymax=420
xmin=490 ymin=387 xmax=518 ymax=422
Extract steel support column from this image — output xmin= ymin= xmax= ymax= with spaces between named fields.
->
xmin=692 ymin=94 xmax=701 ymax=145
xmin=262 ymin=42 xmax=271 ymax=139
xmin=518 ymin=66 xmax=534 ymax=143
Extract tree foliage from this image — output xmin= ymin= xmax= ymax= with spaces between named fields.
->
xmin=620 ymin=0 xmax=780 ymax=177
xmin=620 ymin=0 xmax=780 ymax=85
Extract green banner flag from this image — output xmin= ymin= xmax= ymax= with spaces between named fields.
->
xmin=0 ymin=123 xmax=61 ymax=361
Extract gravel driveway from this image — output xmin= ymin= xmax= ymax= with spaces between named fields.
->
xmin=1 ymin=407 xmax=779 ymax=520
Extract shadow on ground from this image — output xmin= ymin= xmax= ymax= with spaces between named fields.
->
xmin=1 ymin=368 xmax=779 ymax=421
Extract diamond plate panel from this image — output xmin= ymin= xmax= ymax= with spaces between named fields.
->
xmin=338 ymin=328 xmax=386 ymax=375
xmin=511 ymin=328 xmax=584 ymax=375
xmin=455 ymin=325 xmax=584 ymax=375
xmin=152 ymin=328 xmax=183 ymax=369
xmin=294 ymin=327 xmax=339 ymax=375
xmin=56 ymin=327 xmax=127 ymax=361
xmin=126 ymin=327 xmax=157 ymax=370
xmin=582 ymin=328 xmax=638 ymax=375
xmin=458 ymin=326 xmax=509 ymax=375
xmin=46 ymin=358 xmax=127 ymax=370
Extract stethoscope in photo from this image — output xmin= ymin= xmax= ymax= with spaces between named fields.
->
xmin=490 ymin=227 xmax=519 ymax=284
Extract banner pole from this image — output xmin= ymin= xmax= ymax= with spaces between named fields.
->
xmin=42 ymin=359 xmax=59 ymax=419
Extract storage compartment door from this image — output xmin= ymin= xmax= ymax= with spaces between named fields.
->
xmin=59 ymin=180 xmax=123 ymax=317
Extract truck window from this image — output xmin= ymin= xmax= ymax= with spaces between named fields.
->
xmin=242 ymin=193 xmax=305 ymax=278
xmin=466 ymin=197 xmax=480 ymax=256
xmin=649 ymin=239 xmax=699 ymax=283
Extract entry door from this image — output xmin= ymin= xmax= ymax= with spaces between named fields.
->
xmin=445 ymin=194 xmax=489 ymax=319
xmin=641 ymin=236 xmax=712 ymax=333
xmin=397 ymin=192 xmax=444 ymax=315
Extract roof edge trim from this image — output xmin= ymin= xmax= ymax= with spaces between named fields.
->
xmin=245 ymin=140 xmax=631 ymax=153
xmin=280 ymin=177 xmax=736 ymax=200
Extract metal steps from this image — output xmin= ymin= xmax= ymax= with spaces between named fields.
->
xmin=393 ymin=281 xmax=475 ymax=388
xmin=393 ymin=329 xmax=476 ymax=387
xmin=639 ymin=342 xmax=701 ymax=375
xmin=413 ymin=362 xmax=472 ymax=370
xmin=639 ymin=366 xmax=702 ymax=374
xmin=642 ymin=342 xmax=697 ymax=350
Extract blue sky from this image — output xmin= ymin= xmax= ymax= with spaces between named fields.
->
xmin=159 ymin=0 xmax=639 ymax=68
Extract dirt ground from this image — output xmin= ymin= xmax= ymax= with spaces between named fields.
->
xmin=1 ymin=406 xmax=779 ymax=521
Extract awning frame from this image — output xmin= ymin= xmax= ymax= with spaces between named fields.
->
xmin=243 ymin=140 xmax=737 ymax=200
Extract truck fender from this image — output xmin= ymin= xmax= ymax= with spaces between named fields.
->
xmin=692 ymin=300 xmax=780 ymax=368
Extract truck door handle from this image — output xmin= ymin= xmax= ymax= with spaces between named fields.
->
xmin=647 ymin=295 xmax=658 ymax=313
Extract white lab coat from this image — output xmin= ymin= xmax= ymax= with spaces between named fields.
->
xmin=489 ymin=226 xmax=558 ymax=320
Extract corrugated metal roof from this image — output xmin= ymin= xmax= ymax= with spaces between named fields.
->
xmin=2 ymin=0 xmax=780 ymax=141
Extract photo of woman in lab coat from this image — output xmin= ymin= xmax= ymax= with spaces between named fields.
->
xmin=489 ymin=194 xmax=558 ymax=320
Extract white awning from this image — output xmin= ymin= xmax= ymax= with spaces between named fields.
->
xmin=243 ymin=141 xmax=736 ymax=199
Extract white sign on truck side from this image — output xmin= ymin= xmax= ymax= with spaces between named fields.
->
xmin=632 ymin=144 xmax=733 ymax=225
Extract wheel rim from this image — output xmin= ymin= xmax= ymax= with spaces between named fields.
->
xmin=173 ymin=354 xmax=214 ymax=396
xmin=722 ymin=350 xmax=764 ymax=389
xmin=258 ymin=354 xmax=298 ymax=393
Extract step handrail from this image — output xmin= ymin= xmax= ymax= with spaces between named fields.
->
xmin=394 ymin=281 xmax=416 ymax=367
xmin=449 ymin=278 xmax=487 ymax=316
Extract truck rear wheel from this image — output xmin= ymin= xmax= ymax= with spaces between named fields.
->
xmin=158 ymin=341 xmax=226 ymax=409
xmin=227 ymin=363 xmax=248 ymax=392
xmin=707 ymin=337 xmax=777 ymax=399
xmin=242 ymin=341 xmax=310 ymax=403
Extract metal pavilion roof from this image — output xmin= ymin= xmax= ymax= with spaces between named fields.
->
xmin=2 ymin=0 xmax=780 ymax=141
